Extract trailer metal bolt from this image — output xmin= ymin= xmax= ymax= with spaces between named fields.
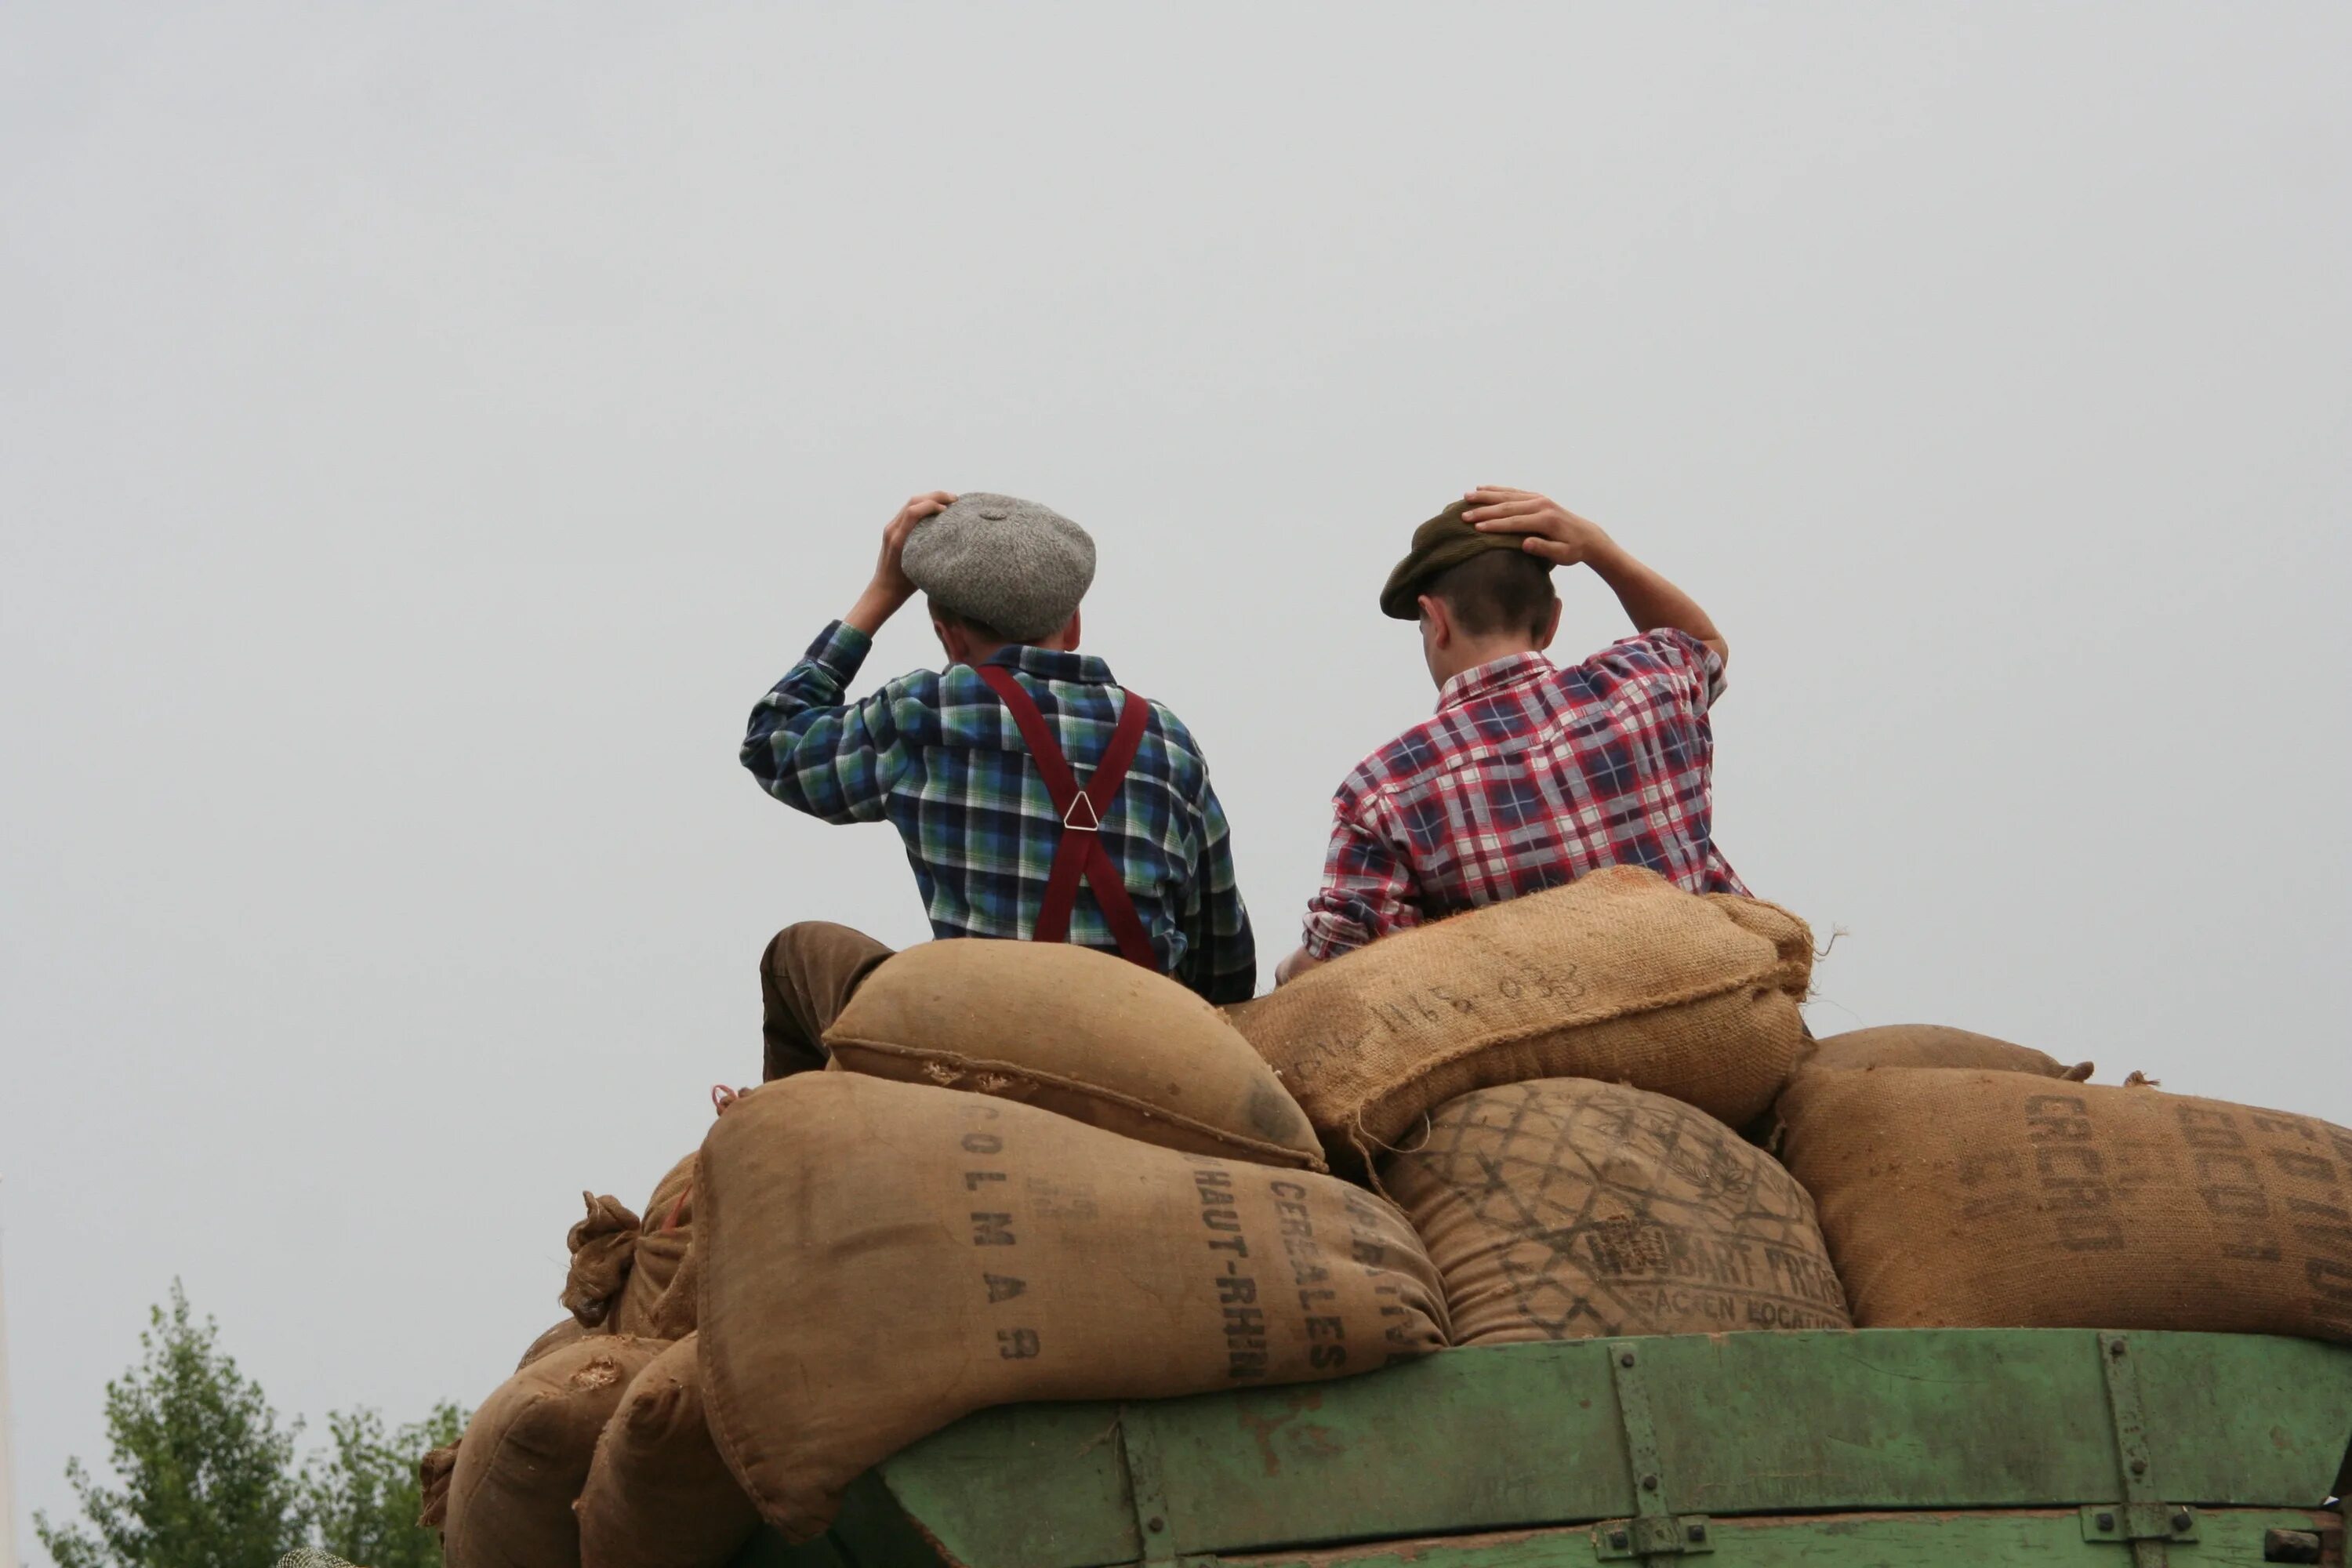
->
xmin=1620 ymin=1352 xmax=1635 ymax=1367
xmin=2096 ymin=1513 xmax=2116 ymax=1532
xmin=1609 ymin=1529 xmax=1630 ymax=1550
xmin=1687 ymin=1523 xmax=1708 ymax=1543
xmin=2130 ymin=1458 xmax=2147 ymax=1475
xmin=1642 ymin=1475 xmax=1659 ymax=1491
xmin=2110 ymin=1341 xmax=2127 ymax=1357
xmin=1146 ymin=1516 xmax=1164 ymax=1534
xmin=2171 ymin=1512 xmax=2193 ymax=1534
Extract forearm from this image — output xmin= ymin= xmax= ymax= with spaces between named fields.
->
xmin=844 ymin=583 xmax=910 ymax=637
xmin=1587 ymin=541 xmax=1726 ymax=659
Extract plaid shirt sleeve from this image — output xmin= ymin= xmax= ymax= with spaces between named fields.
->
xmin=1595 ymin=627 xmax=1726 ymax=710
xmin=1299 ymin=793 xmax=1423 ymax=961
xmin=1176 ymin=775 xmax=1258 ymax=1004
xmin=739 ymin=620 xmax=915 ymax=824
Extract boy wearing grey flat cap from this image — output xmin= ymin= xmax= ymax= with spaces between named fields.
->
xmin=741 ymin=491 xmax=1258 ymax=1081
xmin=1276 ymin=485 xmax=1743 ymax=985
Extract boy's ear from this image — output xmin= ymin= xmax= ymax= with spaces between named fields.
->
xmin=1059 ymin=607 xmax=1082 ymax=652
xmin=1417 ymin=592 xmax=1452 ymax=647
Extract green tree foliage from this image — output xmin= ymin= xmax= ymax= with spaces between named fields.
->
xmin=303 ymin=1402 xmax=467 ymax=1568
xmin=34 ymin=1283 xmax=306 ymax=1568
xmin=37 ymin=1283 xmax=467 ymax=1568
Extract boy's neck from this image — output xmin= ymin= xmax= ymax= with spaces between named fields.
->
xmin=1431 ymin=636 xmax=1545 ymax=690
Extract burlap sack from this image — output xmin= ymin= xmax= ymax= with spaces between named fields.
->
xmin=517 ymin=1317 xmax=593 ymax=1372
xmin=1384 ymin=1080 xmax=1848 ymax=1342
xmin=1780 ymin=1069 xmax=2352 ymax=1341
xmin=1236 ymin=868 xmax=1813 ymax=1165
xmin=442 ymin=1335 xmax=666 ymax=1568
xmin=699 ymin=1073 xmax=1447 ymax=1541
xmin=562 ymin=1194 xmax=641 ymax=1328
xmin=417 ymin=1440 xmax=459 ymax=1529
xmin=825 ymin=938 xmax=1325 ymax=1170
xmin=611 ymin=1155 xmax=697 ymax=1338
xmin=1802 ymin=1024 xmax=2091 ymax=1080
xmin=578 ymin=1336 xmax=757 ymax=1568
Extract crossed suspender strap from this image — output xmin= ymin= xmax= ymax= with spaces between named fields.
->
xmin=975 ymin=664 xmax=1158 ymax=970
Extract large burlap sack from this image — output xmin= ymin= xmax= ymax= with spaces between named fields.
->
xmin=699 ymin=1073 xmax=1447 ymax=1541
xmin=562 ymin=1155 xmax=698 ymax=1336
xmin=825 ymin=938 xmax=1325 ymax=1170
xmin=1780 ymin=1069 xmax=2352 ymax=1341
xmin=1801 ymin=1024 xmax=2091 ymax=1080
xmin=610 ymin=1155 xmax=697 ymax=1337
xmin=1385 ymin=1080 xmax=1849 ymax=1342
xmin=578 ymin=1336 xmax=757 ymax=1568
xmin=517 ymin=1317 xmax=593 ymax=1372
xmin=1236 ymin=868 xmax=1813 ymax=1165
xmin=442 ymin=1335 xmax=666 ymax=1568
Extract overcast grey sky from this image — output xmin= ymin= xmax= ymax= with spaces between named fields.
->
xmin=4 ymin=2 xmax=2349 ymax=1553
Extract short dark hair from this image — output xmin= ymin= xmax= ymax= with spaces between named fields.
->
xmin=1421 ymin=550 xmax=1557 ymax=640
xmin=928 ymin=597 xmax=1017 ymax=645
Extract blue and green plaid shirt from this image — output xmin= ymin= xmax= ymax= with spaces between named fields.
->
xmin=742 ymin=622 xmax=1258 ymax=1004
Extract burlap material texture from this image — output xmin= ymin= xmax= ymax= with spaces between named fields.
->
xmin=516 ymin=1317 xmax=592 ymax=1373
xmin=1779 ymin=1068 xmax=2352 ymax=1341
xmin=1801 ymin=1024 xmax=2089 ymax=1080
xmin=577 ymin=1336 xmax=757 ymax=1568
xmin=1384 ymin=1080 xmax=1848 ymax=1342
xmin=611 ymin=1155 xmax=698 ymax=1338
xmin=1235 ymin=869 xmax=1813 ymax=1167
xmin=697 ymin=1073 xmax=1447 ymax=1542
xmin=562 ymin=1195 xmax=641 ymax=1328
xmin=442 ymin=1335 xmax=666 ymax=1568
xmin=417 ymin=1440 xmax=459 ymax=1529
xmin=826 ymin=938 xmax=1325 ymax=1171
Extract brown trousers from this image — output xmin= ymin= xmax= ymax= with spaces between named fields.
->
xmin=759 ymin=921 xmax=896 ymax=1082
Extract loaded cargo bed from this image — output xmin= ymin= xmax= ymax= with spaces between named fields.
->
xmin=732 ymin=1328 xmax=2351 ymax=1567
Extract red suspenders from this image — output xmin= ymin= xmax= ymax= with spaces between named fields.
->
xmin=975 ymin=665 xmax=1159 ymax=970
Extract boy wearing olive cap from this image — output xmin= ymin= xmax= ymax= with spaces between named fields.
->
xmin=742 ymin=491 xmax=1257 ymax=1080
xmin=1276 ymin=486 xmax=1743 ymax=983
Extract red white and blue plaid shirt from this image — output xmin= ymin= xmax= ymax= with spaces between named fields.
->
xmin=1301 ymin=630 xmax=1747 ymax=960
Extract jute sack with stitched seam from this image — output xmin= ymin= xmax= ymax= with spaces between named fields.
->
xmin=1798 ymin=1024 xmax=2090 ymax=1081
xmin=1233 ymin=868 xmax=1813 ymax=1167
xmin=1384 ymin=1079 xmax=1849 ymax=1343
xmin=824 ymin=938 xmax=1326 ymax=1171
xmin=1779 ymin=1068 xmax=2352 ymax=1340
xmin=699 ymin=1073 xmax=1447 ymax=1542
xmin=577 ymin=1335 xmax=757 ymax=1568
xmin=442 ymin=1335 xmax=666 ymax=1568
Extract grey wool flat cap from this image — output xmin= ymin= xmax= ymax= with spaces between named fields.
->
xmin=902 ymin=492 xmax=1097 ymax=642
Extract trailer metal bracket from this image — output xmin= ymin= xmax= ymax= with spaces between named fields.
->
xmin=2094 ymin=1331 xmax=2200 ymax=1565
xmin=1117 ymin=1405 xmax=1181 ymax=1565
xmin=1595 ymin=1343 xmax=1712 ymax=1558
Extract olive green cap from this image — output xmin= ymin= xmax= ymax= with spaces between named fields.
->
xmin=1378 ymin=499 xmax=1548 ymax=620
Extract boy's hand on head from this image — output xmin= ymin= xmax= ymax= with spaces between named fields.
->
xmin=1463 ymin=486 xmax=1618 ymax=570
xmin=847 ymin=491 xmax=957 ymax=634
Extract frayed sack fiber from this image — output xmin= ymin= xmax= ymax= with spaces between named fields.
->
xmin=1800 ymin=1024 xmax=2091 ymax=1080
xmin=1234 ymin=868 xmax=1813 ymax=1167
xmin=442 ymin=1335 xmax=666 ymax=1568
xmin=578 ymin=1336 xmax=757 ymax=1568
xmin=1384 ymin=1080 xmax=1848 ymax=1342
xmin=825 ymin=938 xmax=1325 ymax=1170
xmin=698 ymin=1073 xmax=1446 ymax=1542
xmin=1780 ymin=1068 xmax=2352 ymax=1341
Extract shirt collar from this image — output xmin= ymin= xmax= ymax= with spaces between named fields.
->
xmin=1436 ymin=651 xmax=1555 ymax=713
xmin=981 ymin=644 xmax=1119 ymax=687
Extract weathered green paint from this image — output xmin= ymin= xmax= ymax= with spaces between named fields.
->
xmin=1228 ymin=1508 xmax=2342 ymax=1566
xmin=732 ymin=1330 xmax=2352 ymax=1568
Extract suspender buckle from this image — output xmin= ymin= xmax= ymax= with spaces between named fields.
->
xmin=1062 ymin=794 xmax=1102 ymax=832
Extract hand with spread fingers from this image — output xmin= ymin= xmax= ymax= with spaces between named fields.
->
xmin=1461 ymin=485 xmax=1618 ymax=570
xmin=848 ymin=490 xmax=958 ymax=633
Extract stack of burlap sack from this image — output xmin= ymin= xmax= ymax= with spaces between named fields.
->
xmin=426 ymin=864 xmax=2352 ymax=1565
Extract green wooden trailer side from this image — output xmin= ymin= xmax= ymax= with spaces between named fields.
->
xmin=734 ymin=1329 xmax=2352 ymax=1567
